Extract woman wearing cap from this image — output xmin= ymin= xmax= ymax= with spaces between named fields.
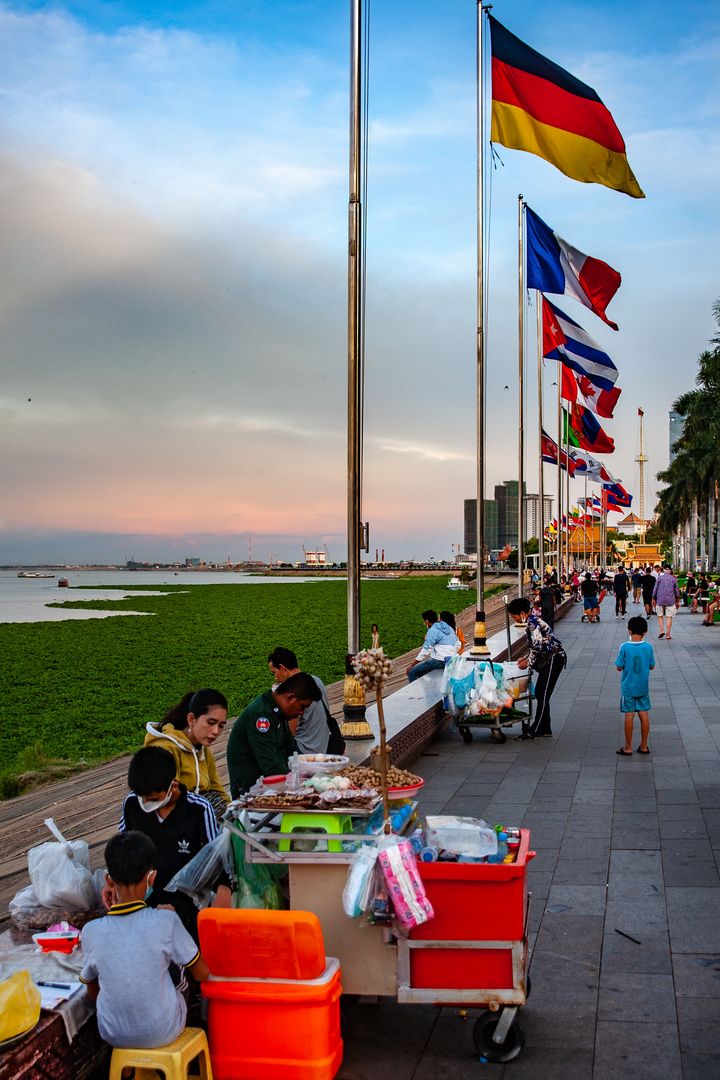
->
xmin=507 ymin=597 xmax=567 ymax=741
xmin=144 ymin=688 xmax=230 ymax=818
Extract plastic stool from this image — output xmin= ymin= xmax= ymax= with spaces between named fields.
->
xmin=108 ymin=1027 xmax=213 ymax=1080
xmin=279 ymin=812 xmax=352 ymax=852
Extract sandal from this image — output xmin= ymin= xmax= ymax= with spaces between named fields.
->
xmin=636 ymin=747 xmax=650 ymax=754
xmin=515 ymin=733 xmax=535 ymax=741
xmin=616 ymin=748 xmax=632 ymax=756
xmin=658 ymin=632 xmax=665 ymax=638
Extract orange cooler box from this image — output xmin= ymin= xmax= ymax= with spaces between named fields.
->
xmin=408 ymin=829 xmax=533 ymax=995
xmin=198 ymin=909 xmax=343 ymax=1080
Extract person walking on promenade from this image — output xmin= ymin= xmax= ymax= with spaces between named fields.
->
xmin=581 ymin=572 xmax=600 ymax=623
xmin=616 ymin=616 xmax=655 ymax=756
xmin=631 ymin=567 xmax=644 ymax=605
xmin=653 ymin=566 xmax=681 ymax=639
xmin=613 ymin=565 xmax=630 ymax=619
xmin=508 ymin=597 xmax=567 ymax=740
xmin=642 ymin=566 xmax=656 ymax=617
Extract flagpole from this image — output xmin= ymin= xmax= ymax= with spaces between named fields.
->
xmin=556 ymin=377 xmax=562 ymax=577
xmin=470 ymin=0 xmax=490 ymax=658
xmin=565 ymin=407 xmax=571 ymax=575
xmin=584 ymin=475 xmax=588 ymax=568
xmin=517 ymin=194 xmax=525 ymax=598
xmin=537 ymin=291 xmax=545 ymax=582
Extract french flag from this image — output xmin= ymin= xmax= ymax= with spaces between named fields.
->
xmin=527 ymin=206 xmax=621 ymax=329
xmin=543 ymin=297 xmax=619 ymax=392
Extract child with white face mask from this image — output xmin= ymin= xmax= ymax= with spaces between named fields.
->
xmin=107 ymin=746 xmax=231 ymax=942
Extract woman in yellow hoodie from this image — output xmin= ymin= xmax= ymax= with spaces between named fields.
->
xmin=145 ymin=688 xmax=230 ymax=819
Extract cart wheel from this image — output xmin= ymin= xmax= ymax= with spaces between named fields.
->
xmin=472 ymin=1011 xmax=525 ymax=1063
xmin=491 ymin=728 xmax=507 ymax=744
xmin=459 ymin=726 xmax=473 ymax=744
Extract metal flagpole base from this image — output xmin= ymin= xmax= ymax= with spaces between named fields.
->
xmin=340 ymin=662 xmax=374 ymax=740
xmin=466 ymin=610 xmax=491 ymax=659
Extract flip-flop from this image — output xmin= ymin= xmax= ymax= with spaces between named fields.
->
xmin=616 ymin=748 xmax=633 ymax=756
xmin=636 ymin=747 xmax=650 ymax=754
xmin=666 ymin=636 xmax=672 ymax=640
xmin=658 ymin=632 xmax=665 ymax=638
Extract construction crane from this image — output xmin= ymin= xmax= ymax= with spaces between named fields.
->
xmin=268 ymin=553 xmax=278 ymax=568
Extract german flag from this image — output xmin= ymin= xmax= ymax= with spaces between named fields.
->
xmin=489 ymin=16 xmax=644 ymax=199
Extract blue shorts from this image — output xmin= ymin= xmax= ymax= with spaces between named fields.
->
xmin=621 ymin=694 xmax=651 ymax=713
xmin=583 ymin=596 xmax=597 ymax=611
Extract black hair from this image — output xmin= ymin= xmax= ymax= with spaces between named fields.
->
xmin=268 ymin=647 xmax=298 ymax=669
xmin=627 ymin=616 xmax=648 ymax=635
xmin=439 ymin=611 xmax=456 ymax=630
xmin=127 ymin=746 xmax=176 ymax=796
xmin=421 ymin=610 xmax=438 ymax=624
xmin=159 ymin=688 xmax=228 ymax=731
xmin=275 ymin=672 xmax=322 ymax=701
xmin=105 ymin=831 xmax=156 ymax=886
xmin=585 ymin=572 xmax=592 ymax=580
xmin=507 ymin=597 xmax=532 ymax=616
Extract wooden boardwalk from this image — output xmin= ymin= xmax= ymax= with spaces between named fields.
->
xmin=0 ymin=584 xmax=520 ymax=928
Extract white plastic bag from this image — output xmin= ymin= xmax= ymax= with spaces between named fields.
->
xmin=164 ymin=828 xmax=234 ymax=910
xmin=27 ymin=819 xmax=96 ymax=910
xmin=425 ymin=816 xmax=498 ymax=859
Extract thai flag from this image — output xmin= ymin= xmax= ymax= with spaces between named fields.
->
xmin=527 ymin=206 xmax=621 ymax=329
xmin=543 ymin=297 xmax=619 ymax=391
xmin=542 ymin=430 xmax=576 ymax=475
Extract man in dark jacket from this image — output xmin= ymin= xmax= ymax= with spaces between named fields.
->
xmin=613 ymin=565 xmax=630 ymax=618
xmin=226 ymin=672 xmax=321 ymax=796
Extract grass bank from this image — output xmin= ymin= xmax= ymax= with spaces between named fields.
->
xmin=0 ymin=578 xmax=506 ymax=797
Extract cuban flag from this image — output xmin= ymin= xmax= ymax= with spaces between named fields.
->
xmin=543 ymin=297 xmax=619 ymax=391
xmin=527 ymin=206 xmax=621 ymax=329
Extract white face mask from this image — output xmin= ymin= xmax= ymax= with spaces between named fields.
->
xmin=139 ymin=787 xmax=173 ymax=813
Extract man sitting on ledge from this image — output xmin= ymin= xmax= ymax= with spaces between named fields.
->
xmin=406 ymin=610 xmax=459 ymax=683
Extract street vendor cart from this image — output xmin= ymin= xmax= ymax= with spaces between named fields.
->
xmin=225 ymin=812 xmax=534 ymax=1064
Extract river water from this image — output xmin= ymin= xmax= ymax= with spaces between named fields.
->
xmin=0 ymin=570 xmax=341 ymax=624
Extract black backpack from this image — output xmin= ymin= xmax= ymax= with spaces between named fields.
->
xmin=323 ymin=703 xmax=346 ymax=755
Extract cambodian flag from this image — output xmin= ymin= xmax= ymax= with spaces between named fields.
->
xmin=543 ymin=300 xmax=620 ymax=396
xmin=528 ymin=207 xmax=621 ymax=329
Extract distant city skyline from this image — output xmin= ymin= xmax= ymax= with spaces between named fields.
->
xmin=0 ymin=1 xmax=717 ymax=564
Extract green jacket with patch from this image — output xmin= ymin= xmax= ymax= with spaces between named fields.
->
xmin=226 ymin=690 xmax=297 ymax=796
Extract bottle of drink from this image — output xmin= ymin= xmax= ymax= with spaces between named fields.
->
xmin=420 ymin=846 xmax=439 ymax=862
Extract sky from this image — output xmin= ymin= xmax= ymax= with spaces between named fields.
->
xmin=0 ymin=0 xmax=718 ymax=565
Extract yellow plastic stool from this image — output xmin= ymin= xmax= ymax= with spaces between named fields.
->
xmin=108 ymin=1027 xmax=213 ymax=1080
xmin=279 ymin=812 xmax=352 ymax=852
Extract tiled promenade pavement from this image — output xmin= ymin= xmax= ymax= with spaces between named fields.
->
xmin=339 ymin=599 xmax=720 ymax=1080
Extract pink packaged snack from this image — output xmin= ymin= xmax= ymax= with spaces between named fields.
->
xmin=377 ymin=839 xmax=434 ymax=929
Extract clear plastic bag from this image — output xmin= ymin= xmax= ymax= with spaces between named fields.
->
xmin=425 ymin=815 xmax=498 ymax=859
xmin=164 ymin=828 xmax=234 ymax=910
xmin=27 ymin=819 xmax=96 ymax=911
xmin=343 ymin=841 xmax=379 ymax=918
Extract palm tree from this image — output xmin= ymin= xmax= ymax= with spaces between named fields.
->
xmin=656 ymin=300 xmax=720 ymax=570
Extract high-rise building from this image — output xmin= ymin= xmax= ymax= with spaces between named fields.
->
xmin=495 ymin=481 xmax=527 ymax=549
xmin=522 ymin=494 xmax=554 ymax=540
xmin=669 ymin=410 xmax=685 ymax=465
xmin=464 ymin=499 xmax=499 ymax=554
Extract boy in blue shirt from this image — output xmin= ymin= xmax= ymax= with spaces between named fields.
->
xmin=615 ymin=616 xmax=655 ymax=756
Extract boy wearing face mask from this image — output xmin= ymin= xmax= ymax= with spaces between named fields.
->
xmin=81 ymin=831 xmax=210 ymax=1049
xmin=114 ymin=746 xmax=231 ymax=940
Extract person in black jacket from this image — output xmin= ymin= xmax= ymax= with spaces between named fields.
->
xmin=114 ymin=747 xmax=231 ymax=940
xmin=613 ymin=565 xmax=630 ymax=618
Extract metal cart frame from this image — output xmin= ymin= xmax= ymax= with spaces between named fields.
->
xmin=226 ymin=816 xmax=533 ymax=1063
